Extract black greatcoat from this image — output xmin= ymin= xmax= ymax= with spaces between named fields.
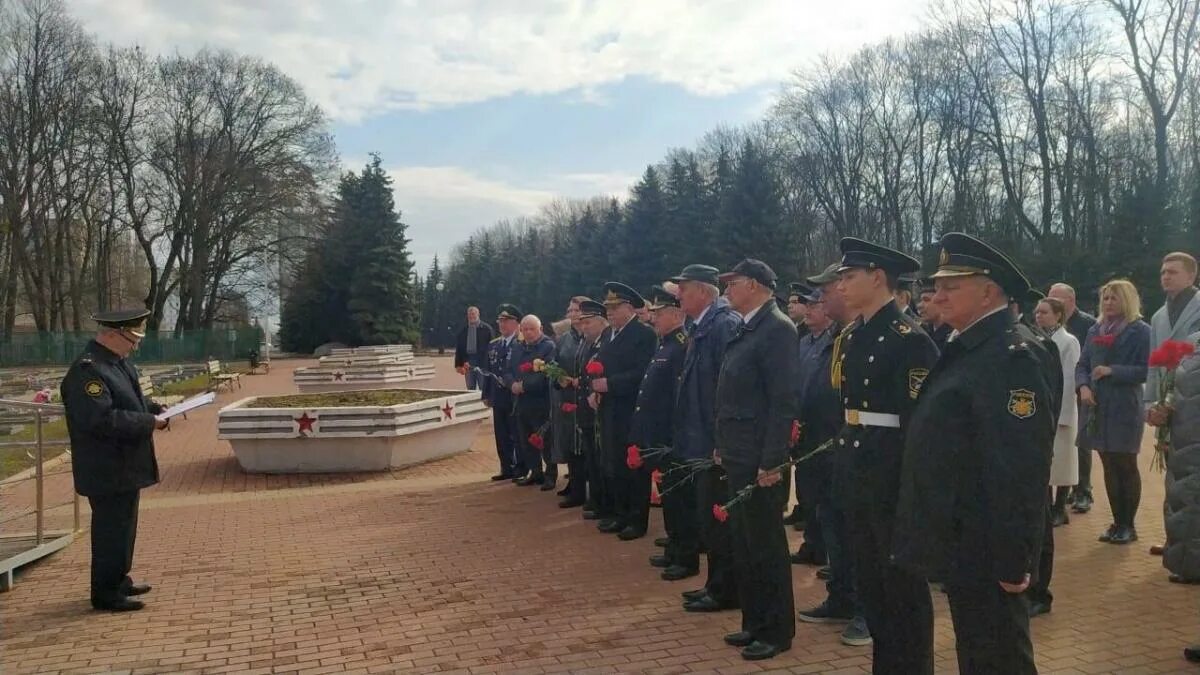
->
xmin=596 ymin=318 xmax=657 ymax=528
xmin=894 ymin=309 xmax=1056 ymax=675
xmin=834 ymin=301 xmax=938 ymax=675
xmin=714 ymin=299 xmax=799 ymax=648
xmin=631 ymin=327 xmax=688 ymax=559
xmin=61 ymin=340 xmax=162 ymax=497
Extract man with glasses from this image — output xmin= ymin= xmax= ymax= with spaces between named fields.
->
xmin=61 ymin=308 xmax=169 ymax=612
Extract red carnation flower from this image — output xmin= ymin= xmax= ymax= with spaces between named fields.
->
xmin=651 ymin=469 xmax=663 ymax=484
xmin=528 ymin=433 xmax=544 ymax=450
xmin=519 ymin=362 xmax=534 ymax=373
xmin=1093 ymin=334 xmax=1116 ymax=348
xmin=712 ymin=503 xmax=729 ymax=523
xmin=790 ymin=420 xmax=801 ymax=446
xmin=561 ymin=402 xmax=578 ymax=413
xmin=585 ymin=360 xmax=605 ymax=376
xmin=1151 ymin=339 xmax=1197 ymax=369
xmin=626 ymin=444 xmax=644 ymax=469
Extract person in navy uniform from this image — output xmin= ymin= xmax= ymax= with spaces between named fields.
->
xmin=574 ymin=300 xmax=612 ymax=519
xmin=591 ymin=282 xmax=657 ymax=540
xmin=894 ymin=233 xmax=1058 ymax=675
xmin=60 ymin=308 xmax=168 ymax=612
xmin=834 ymin=238 xmax=939 ymax=674
xmin=713 ymin=259 xmax=799 ymax=661
xmin=632 ymin=286 xmax=691 ymax=576
xmin=506 ymin=315 xmax=557 ymax=489
xmin=480 ymin=304 xmax=523 ymax=481
xmin=917 ymin=277 xmax=953 ymax=353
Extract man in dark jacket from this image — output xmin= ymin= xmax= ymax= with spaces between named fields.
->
xmin=591 ymin=282 xmax=658 ymax=540
xmin=506 ymin=315 xmax=557 ymax=489
xmin=895 ymin=233 xmax=1057 ymax=674
xmin=576 ymin=301 xmax=612 ymax=519
xmin=712 ymin=258 xmax=798 ymax=661
xmin=835 ymin=238 xmax=939 ymax=674
xmin=454 ymin=306 xmax=494 ymax=390
xmin=552 ymin=297 xmax=589 ymax=507
xmin=1048 ymin=282 xmax=1099 ymax=513
xmin=633 ymin=286 xmax=691 ymax=576
xmin=918 ymin=278 xmax=953 ymax=353
xmin=61 ymin=308 xmax=168 ymax=612
xmin=480 ymin=304 xmax=523 ymax=480
xmin=670 ymin=264 xmax=744 ymax=603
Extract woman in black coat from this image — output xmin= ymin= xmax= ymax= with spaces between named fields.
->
xmin=1076 ymin=279 xmax=1151 ymax=545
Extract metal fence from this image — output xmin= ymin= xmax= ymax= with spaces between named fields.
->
xmin=0 ymin=399 xmax=80 ymax=591
xmin=1 ymin=328 xmax=264 ymax=367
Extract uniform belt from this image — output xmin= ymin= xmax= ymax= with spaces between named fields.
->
xmin=844 ymin=410 xmax=900 ymax=428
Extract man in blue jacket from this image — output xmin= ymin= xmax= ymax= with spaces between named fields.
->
xmin=507 ymin=315 xmax=557 ymax=489
xmin=669 ymin=264 xmax=744 ymax=610
xmin=480 ymin=304 xmax=523 ymax=480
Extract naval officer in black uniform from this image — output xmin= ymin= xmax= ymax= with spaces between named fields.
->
xmin=60 ymin=308 xmax=168 ymax=612
xmin=632 ymin=286 xmax=691 ymax=576
xmin=834 ymin=239 xmax=939 ymax=673
xmin=894 ymin=233 xmax=1058 ymax=675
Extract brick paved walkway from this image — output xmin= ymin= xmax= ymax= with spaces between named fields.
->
xmin=1 ymin=357 xmax=1197 ymax=674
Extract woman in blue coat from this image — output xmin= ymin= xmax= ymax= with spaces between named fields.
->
xmin=1076 ymin=279 xmax=1151 ymax=545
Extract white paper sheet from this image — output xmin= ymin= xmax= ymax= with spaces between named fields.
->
xmin=156 ymin=391 xmax=216 ymax=421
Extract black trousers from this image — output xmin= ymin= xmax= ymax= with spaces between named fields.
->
xmin=946 ymin=579 xmax=1037 ymax=675
xmin=491 ymin=403 xmax=519 ymax=476
xmin=795 ymin=452 xmax=830 ymax=558
xmin=88 ymin=491 xmax=140 ymax=602
xmin=661 ymin=455 xmax=700 ymax=570
xmin=697 ymin=465 xmax=739 ymax=607
xmin=613 ymin=460 xmax=650 ymax=532
xmin=581 ymin=427 xmax=613 ymax=516
xmin=1028 ymin=492 xmax=1055 ymax=607
xmin=849 ymin=507 xmax=933 ymax=675
xmin=731 ymin=473 xmax=796 ymax=646
xmin=564 ymin=441 xmax=588 ymax=504
xmin=516 ymin=405 xmax=550 ymax=480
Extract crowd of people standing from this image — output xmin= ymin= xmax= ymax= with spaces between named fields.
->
xmin=453 ymin=240 xmax=1200 ymax=672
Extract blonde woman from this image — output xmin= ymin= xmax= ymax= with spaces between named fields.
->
xmin=1076 ymin=279 xmax=1151 ymax=545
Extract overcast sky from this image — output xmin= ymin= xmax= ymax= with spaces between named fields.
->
xmin=73 ymin=0 xmax=930 ymax=275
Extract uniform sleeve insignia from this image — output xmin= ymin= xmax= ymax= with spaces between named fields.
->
xmin=1007 ymin=389 xmax=1036 ymax=419
xmin=908 ymin=368 xmax=929 ymax=399
xmin=84 ymin=380 xmax=103 ymax=397
xmin=675 ymin=332 xmax=687 ymax=345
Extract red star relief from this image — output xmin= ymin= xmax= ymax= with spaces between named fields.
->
xmin=332 ymin=370 xmax=345 ymax=381
xmin=295 ymin=412 xmax=317 ymax=436
xmin=441 ymin=401 xmax=454 ymax=420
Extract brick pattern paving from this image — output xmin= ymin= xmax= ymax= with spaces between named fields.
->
xmin=1 ymin=357 xmax=1197 ymax=674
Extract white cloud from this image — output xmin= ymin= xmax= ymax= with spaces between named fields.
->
xmin=71 ymin=0 xmax=929 ymax=122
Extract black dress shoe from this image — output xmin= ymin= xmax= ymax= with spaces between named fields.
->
xmin=682 ymin=594 xmax=724 ymax=612
xmin=582 ymin=510 xmax=602 ymax=520
xmin=649 ymin=554 xmax=672 ymax=568
xmin=1051 ymin=510 xmax=1069 ymax=527
xmin=662 ymin=565 xmax=699 ymax=581
xmin=741 ymin=640 xmax=789 ymax=661
xmin=121 ymin=582 xmax=152 ymax=596
xmin=1110 ymin=526 xmax=1138 ymax=544
xmin=91 ymin=596 xmax=145 ymax=612
xmin=1169 ymin=574 xmax=1200 ymax=584
xmin=556 ymin=485 xmax=570 ymax=496
xmin=724 ymin=631 xmax=755 ymax=647
xmin=681 ymin=588 xmax=708 ymax=601
xmin=558 ymin=499 xmax=585 ymax=509
xmin=790 ymin=546 xmax=826 ymax=566
xmin=1072 ymin=494 xmax=1093 ymax=513
xmin=597 ymin=520 xmax=623 ymax=533
xmin=654 ymin=537 xmax=669 ymax=548
xmin=618 ymin=527 xmax=646 ymax=541
xmin=515 ymin=475 xmax=539 ymax=486
xmin=491 ymin=473 xmax=512 ymax=481
xmin=1099 ymin=524 xmax=1118 ymax=542
xmin=1027 ymin=601 xmax=1051 ymax=617
xmin=1151 ymin=544 xmax=1165 ymax=556
xmin=1185 ymin=645 xmax=1200 ymax=663
xmin=539 ymin=480 xmax=556 ymax=492
xmin=816 ymin=565 xmax=832 ymax=581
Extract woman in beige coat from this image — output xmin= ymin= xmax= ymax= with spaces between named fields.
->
xmin=1035 ymin=297 xmax=1081 ymax=526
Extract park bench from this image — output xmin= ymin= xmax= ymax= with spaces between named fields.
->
xmin=139 ymin=375 xmax=184 ymax=411
xmin=207 ymin=360 xmax=242 ymax=391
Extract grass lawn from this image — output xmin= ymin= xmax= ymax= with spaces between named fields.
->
xmin=246 ymin=389 xmax=444 ymax=409
xmin=0 ymin=416 xmax=70 ymax=480
xmin=158 ymin=373 xmax=213 ymax=397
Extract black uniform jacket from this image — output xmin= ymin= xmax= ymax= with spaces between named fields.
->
xmin=893 ymin=309 xmax=1057 ymax=585
xmin=833 ymin=301 xmax=938 ymax=514
xmin=630 ymin=328 xmax=687 ymax=450
xmin=574 ymin=328 xmax=609 ymax=430
xmin=596 ymin=319 xmax=657 ymax=452
xmin=714 ymin=300 xmax=799 ymax=488
xmin=61 ymin=340 xmax=162 ymax=497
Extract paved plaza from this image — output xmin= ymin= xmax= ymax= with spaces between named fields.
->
xmin=1 ymin=357 xmax=1197 ymax=674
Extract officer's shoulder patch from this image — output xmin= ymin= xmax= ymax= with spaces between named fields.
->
xmin=1007 ymin=389 xmax=1036 ymax=419
xmin=908 ymin=368 xmax=930 ymax=399
xmin=84 ymin=380 xmax=104 ymax=397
